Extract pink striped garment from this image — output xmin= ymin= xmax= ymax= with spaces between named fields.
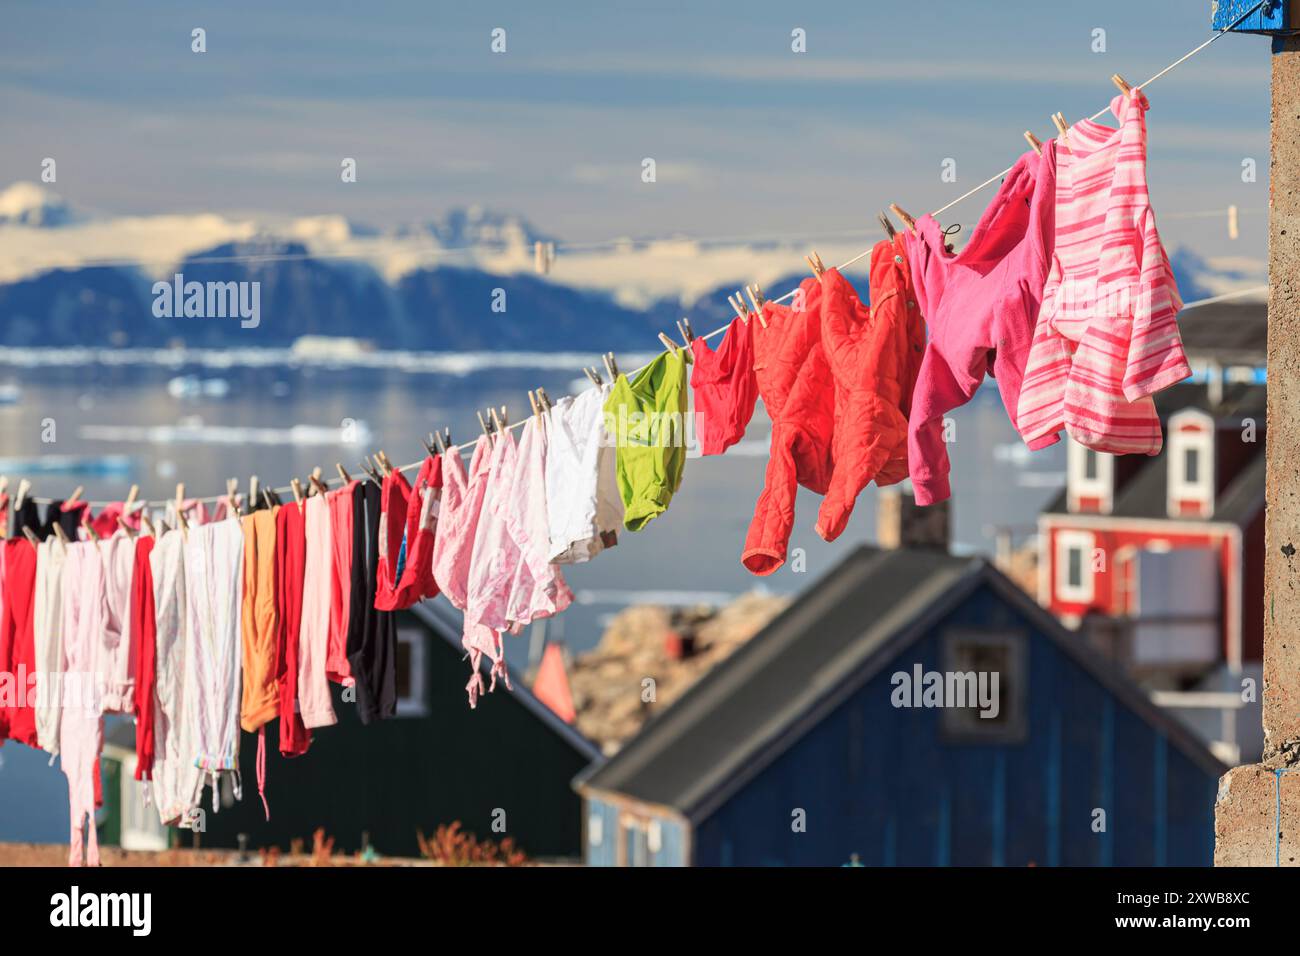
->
xmin=1016 ymin=90 xmax=1189 ymax=455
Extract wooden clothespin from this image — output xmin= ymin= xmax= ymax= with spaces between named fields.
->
xmin=336 ymin=462 xmax=352 ymax=484
xmin=583 ymin=366 xmax=603 ymax=386
xmin=1052 ymin=112 xmax=1070 ymax=147
xmin=22 ymin=528 xmax=40 ymax=547
xmin=124 ymin=484 xmax=140 ymax=514
xmin=174 ymin=483 xmax=188 ymax=540
xmin=290 ymin=478 xmax=305 ymax=505
xmin=1111 ymin=73 xmax=1133 ymax=97
xmin=53 ymin=523 xmax=70 ymax=546
xmin=744 ymin=285 xmax=768 ymax=329
xmin=249 ymin=476 xmax=260 ymax=511
xmin=1023 ymin=131 xmax=1043 ymax=156
xmin=878 ymin=212 xmax=897 ymax=239
xmin=82 ymin=515 xmax=101 ymax=542
xmin=889 ymin=204 xmax=917 ymax=235
xmin=527 ymin=390 xmax=541 ymax=420
xmin=805 ymin=251 xmax=826 ymax=278
xmin=728 ymin=292 xmax=747 ymax=320
xmin=374 ymin=452 xmax=392 ymax=476
xmin=677 ymin=318 xmax=695 ymax=346
xmin=66 ymin=485 xmax=84 ymax=506
xmin=489 ymin=407 xmax=505 ymax=435
xmin=477 ymin=410 xmax=491 ymax=437
xmin=310 ymin=473 xmax=329 ymax=497
xmin=536 ymin=387 xmax=553 ymax=412
xmin=605 ymin=352 xmax=620 ymax=379
xmin=261 ymin=487 xmax=278 ymax=510
xmin=432 ymin=431 xmax=448 ymax=454
xmin=15 ymin=479 xmax=31 ymax=510
xmin=141 ymin=513 xmax=156 ymax=538
xmin=226 ymin=478 xmax=240 ymax=516
xmin=658 ymin=331 xmax=678 ymax=352
xmin=116 ymin=515 xmax=135 ymax=538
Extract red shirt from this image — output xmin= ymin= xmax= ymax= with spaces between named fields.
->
xmin=0 ymin=539 xmax=39 ymax=748
xmin=274 ymin=503 xmax=311 ymax=757
xmin=130 ymin=536 xmax=158 ymax=779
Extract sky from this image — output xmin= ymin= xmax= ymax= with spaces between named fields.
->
xmin=0 ymin=0 xmax=1277 ymax=261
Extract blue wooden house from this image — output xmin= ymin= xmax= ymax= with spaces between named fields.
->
xmin=574 ymin=546 xmax=1226 ymax=866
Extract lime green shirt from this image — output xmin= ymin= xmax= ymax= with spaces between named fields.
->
xmin=603 ymin=348 xmax=690 ymax=531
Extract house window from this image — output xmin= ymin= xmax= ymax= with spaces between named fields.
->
xmin=1055 ymin=530 xmax=1096 ymax=604
xmin=394 ymin=628 xmax=428 ymax=717
xmin=621 ymin=817 xmax=649 ymax=867
xmin=1067 ymin=438 xmax=1113 ymax=513
xmin=588 ymin=811 xmax=604 ymax=847
xmin=1167 ymin=410 xmax=1215 ymax=517
xmin=939 ymin=631 xmax=1027 ymax=744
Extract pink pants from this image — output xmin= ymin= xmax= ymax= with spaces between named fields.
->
xmin=59 ymin=543 xmax=104 ymax=867
xmin=297 ymin=496 xmax=337 ymax=728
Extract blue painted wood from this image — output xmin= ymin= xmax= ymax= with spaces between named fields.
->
xmin=584 ymin=798 xmax=620 ymax=867
xmin=680 ymin=581 xmax=1217 ymax=867
xmin=1211 ymin=0 xmax=1293 ymax=34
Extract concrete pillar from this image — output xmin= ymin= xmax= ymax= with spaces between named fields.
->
xmin=1215 ymin=35 xmax=1300 ymax=866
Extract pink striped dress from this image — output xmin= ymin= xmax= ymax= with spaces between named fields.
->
xmin=1016 ymin=91 xmax=1189 ymax=455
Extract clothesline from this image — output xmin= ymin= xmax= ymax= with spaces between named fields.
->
xmin=12 ymin=0 xmax=1270 ymax=510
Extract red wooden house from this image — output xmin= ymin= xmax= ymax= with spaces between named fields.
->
xmin=1036 ymin=382 xmax=1265 ymax=679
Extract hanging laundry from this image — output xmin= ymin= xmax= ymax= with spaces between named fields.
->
xmin=742 ymin=278 xmax=833 ymax=575
xmin=604 ymin=347 xmax=691 ymax=532
xmin=274 ymin=500 xmax=311 ymax=756
xmin=9 ymin=498 xmax=39 ymax=540
xmin=33 ymin=537 xmax=67 ymax=756
xmin=47 ymin=500 xmax=89 ymax=541
xmin=345 ymin=480 xmax=398 ymax=724
xmin=181 ymin=519 xmax=244 ymax=804
xmin=240 ymin=508 xmax=280 ymax=731
xmin=1017 ymin=92 xmax=1188 ymax=454
xmin=150 ymin=530 xmax=203 ymax=824
xmin=463 ymin=430 xmax=521 ymax=703
xmin=87 ymin=502 xmax=126 ymax=540
xmin=297 ymin=494 xmax=336 ymax=729
xmin=325 ymin=482 xmax=357 ymax=683
xmin=0 ymin=537 xmax=39 ymax=747
xmin=431 ymin=438 xmax=491 ymax=611
xmin=130 ymin=533 xmax=157 ymax=780
xmin=546 ymin=383 xmax=623 ymax=564
xmin=504 ymin=415 xmax=573 ymax=630
xmin=98 ymin=532 xmax=137 ymax=715
xmin=904 ymin=143 xmax=1060 ymax=506
xmin=390 ymin=455 xmax=442 ymax=608
xmin=815 ymin=243 xmax=925 ymax=542
xmin=240 ymin=506 xmax=278 ymax=815
xmin=690 ymin=315 xmax=759 ymax=456
xmin=58 ymin=541 xmax=106 ymax=863
xmin=374 ymin=468 xmax=412 ymax=612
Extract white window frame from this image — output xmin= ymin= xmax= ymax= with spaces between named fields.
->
xmin=1055 ymin=530 xmax=1096 ymax=604
xmin=1067 ymin=438 xmax=1113 ymax=514
xmin=395 ymin=628 xmax=429 ymax=718
xmin=1167 ymin=410 xmax=1215 ymax=517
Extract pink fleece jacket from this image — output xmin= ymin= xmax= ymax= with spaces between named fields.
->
xmin=905 ymin=143 xmax=1059 ymax=505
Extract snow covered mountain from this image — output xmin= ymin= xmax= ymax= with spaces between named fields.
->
xmin=0 ymin=182 xmax=1267 ymax=352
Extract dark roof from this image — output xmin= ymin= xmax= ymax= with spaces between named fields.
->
xmin=1041 ymin=382 xmax=1266 ymax=522
xmin=575 ymin=547 xmax=1225 ymax=819
xmin=408 ymin=599 xmax=602 ymax=764
xmin=1178 ymin=302 xmax=1266 ymax=366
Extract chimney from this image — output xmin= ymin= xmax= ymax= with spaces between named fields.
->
xmin=877 ymin=489 xmax=949 ymax=552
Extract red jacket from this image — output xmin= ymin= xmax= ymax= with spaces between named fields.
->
xmin=742 ymin=279 xmax=834 ymax=575
xmin=815 ymin=239 xmax=925 ymax=540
